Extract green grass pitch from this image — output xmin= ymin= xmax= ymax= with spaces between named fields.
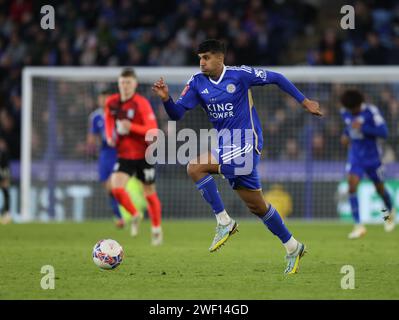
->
xmin=1 ymin=220 xmax=399 ymax=299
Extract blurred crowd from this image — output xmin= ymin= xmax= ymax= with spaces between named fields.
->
xmin=256 ymin=82 xmax=399 ymax=162
xmin=0 ymin=0 xmax=399 ymax=162
xmin=309 ymin=1 xmax=399 ymax=65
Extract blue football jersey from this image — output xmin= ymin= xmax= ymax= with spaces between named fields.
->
xmin=340 ymin=103 xmax=388 ymax=166
xmin=176 ymin=65 xmax=281 ymax=154
xmin=89 ymin=108 xmax=116 ymax=154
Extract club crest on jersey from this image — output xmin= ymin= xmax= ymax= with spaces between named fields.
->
xmin=127 ymin=109 xmax=135 ymax=119
xmin=226 ymin=84 xmax=236 ymax=93
xmin=254 ymin=68 xmax=267 ymax=79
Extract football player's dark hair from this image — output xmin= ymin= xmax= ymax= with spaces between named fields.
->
xmin=120 ymin=68 xmax=136 ymax=78
xmin=340 ymin=89 xmax=364 ymax=110
xmin=197 ymin=39 xmax=226 ymax=55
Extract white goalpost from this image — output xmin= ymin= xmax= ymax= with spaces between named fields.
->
xmin=21 ymin=66 xmax=399 ymax=222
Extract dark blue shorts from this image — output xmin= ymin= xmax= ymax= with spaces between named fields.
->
xmin=212 ymin=143 xmax=261 ymax=190
xmin=346 ymin=162 xmax=384 ymax=183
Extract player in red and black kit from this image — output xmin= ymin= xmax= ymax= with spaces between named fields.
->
xmin=105 ymin=68 xmax=163 ymax=245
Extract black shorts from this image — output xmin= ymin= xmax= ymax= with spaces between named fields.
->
xmin=113 ymin=158 xmax=156 ymax=185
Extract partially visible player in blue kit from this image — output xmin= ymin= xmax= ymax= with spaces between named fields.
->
xmin=88 ymin=89 xmax=124 ymax=228
xmin=153 ymin=39 xmax=322 ymax=274
xmin=340 ymin=89 xmax=395 ymax=239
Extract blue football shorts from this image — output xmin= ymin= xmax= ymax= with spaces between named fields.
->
xmin=346 ymin=161 xmax=384 ymax=183
xmin=212 ymin=143 xmax=261 ymax=190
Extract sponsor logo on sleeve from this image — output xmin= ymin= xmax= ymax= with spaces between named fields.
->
xmin=254 ymin=68 xmax=266 ymax=79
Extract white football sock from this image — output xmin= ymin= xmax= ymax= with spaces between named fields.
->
xmin=283 ymin=236 xmax=299 ymax=254
xmin=151 ymin=226 xmax=162 ymax=233
xmin=216 ymin=210 xmax=231 ymax=225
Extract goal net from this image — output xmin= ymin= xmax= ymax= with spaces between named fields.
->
xmin=20 ymin=67 xmax=399 ymax=222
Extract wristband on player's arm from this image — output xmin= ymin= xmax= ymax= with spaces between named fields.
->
xmin=162 ymin=96 xmax=186 ymax=120
xmin=267 ymin=71 xmax=306 ymax=104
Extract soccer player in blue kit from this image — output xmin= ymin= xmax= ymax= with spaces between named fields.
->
xmin=152 ymin=39 xmax=322 ymax=274
xmin=340 ymin=89 xmax=395 ymax=239
xmin=88 ymin=89 xmax=124 ymax=228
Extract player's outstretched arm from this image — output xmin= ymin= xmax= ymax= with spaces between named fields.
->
xmin=266 ymin=71 xmax=322 ymax=116
xmin=302 ymin=98 xmax=323 ymax=117
xmin=152 ymin=77 xmax=187 ymax=121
